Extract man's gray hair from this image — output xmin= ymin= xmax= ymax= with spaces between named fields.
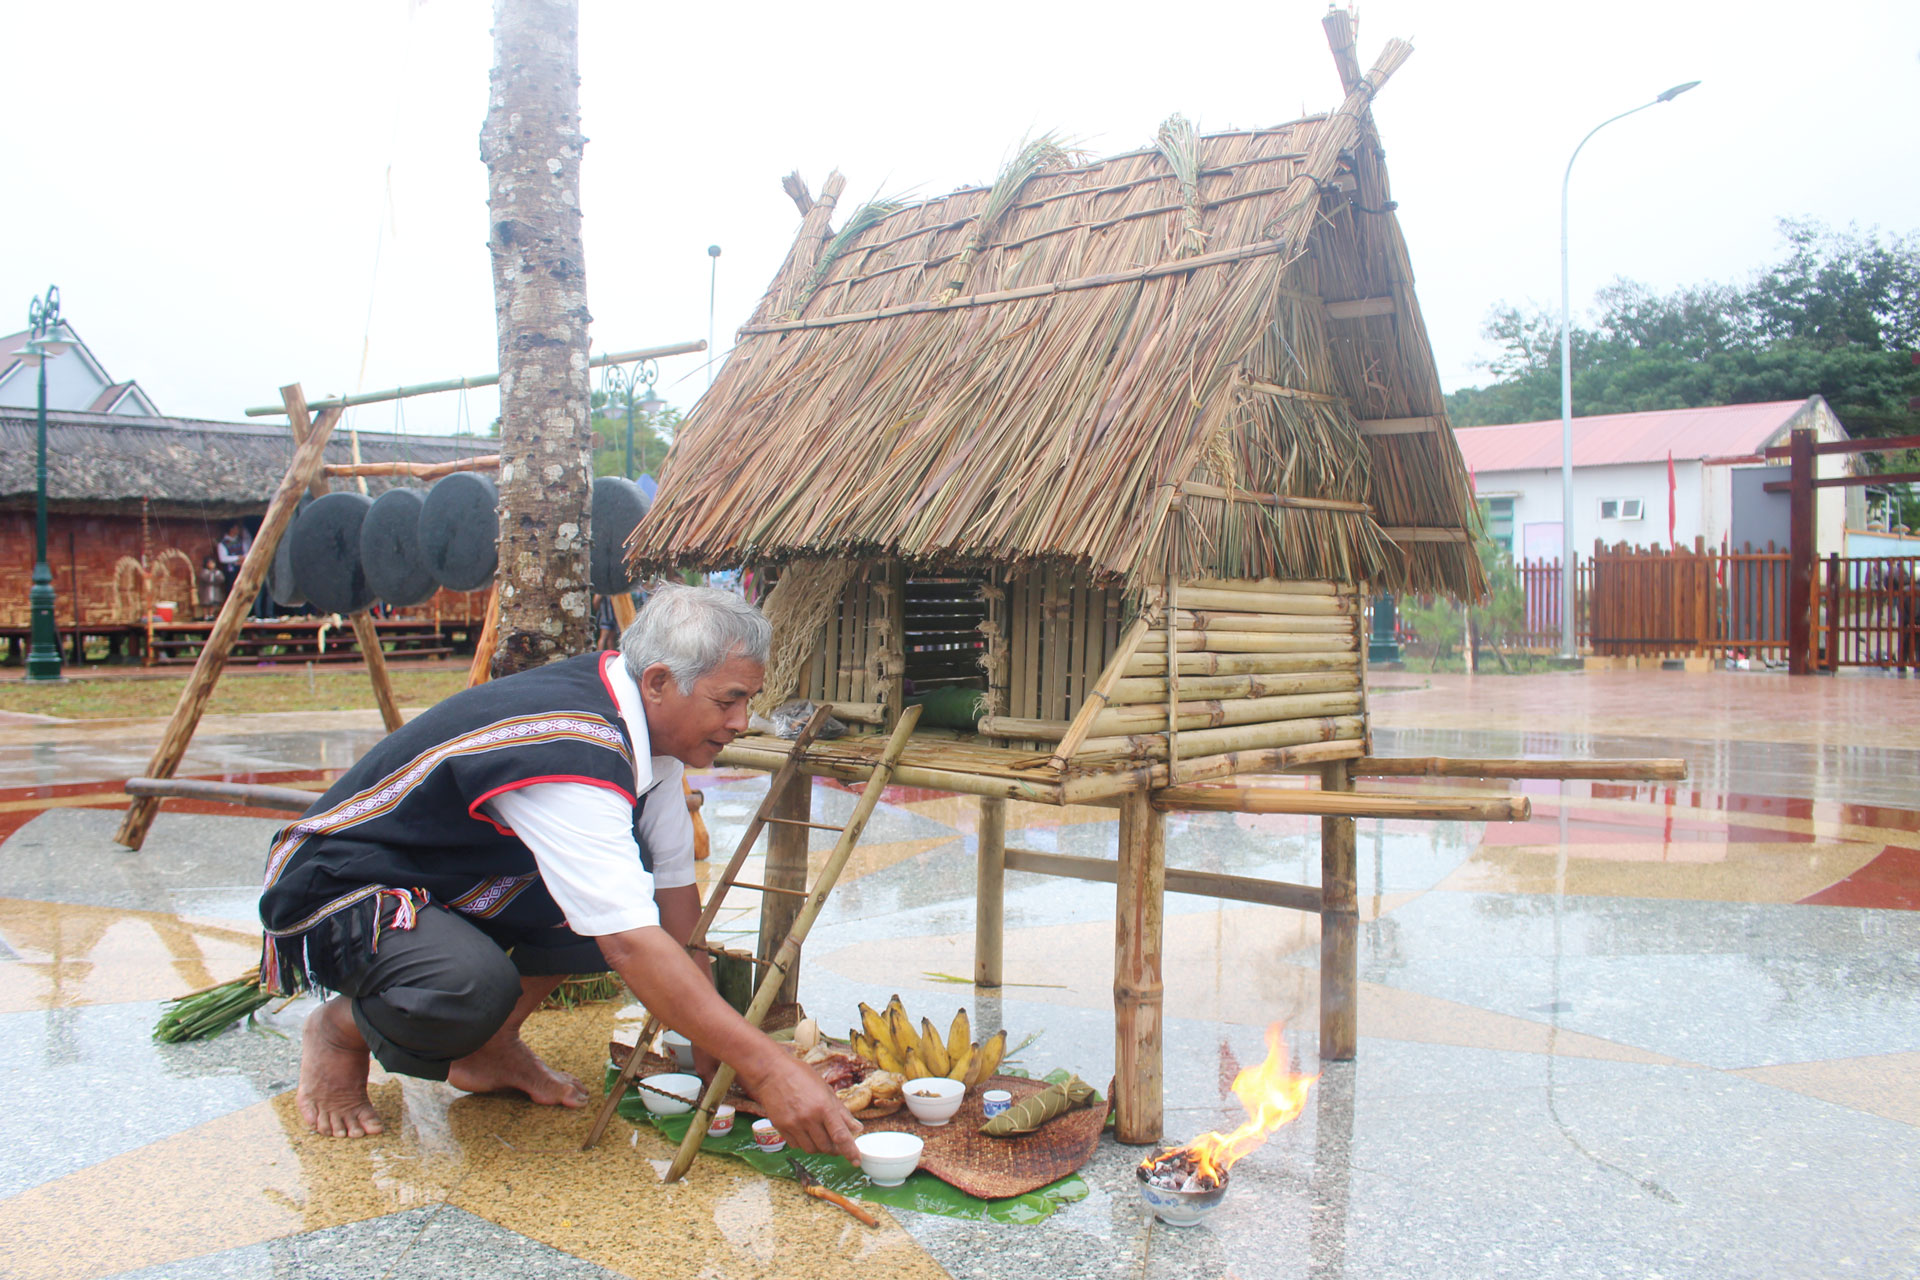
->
xmin=620 ymin=583 xmax=771 ymax=692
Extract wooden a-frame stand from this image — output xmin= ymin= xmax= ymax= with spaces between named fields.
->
xmin=114 ymin=383 xmax=491 ymax=851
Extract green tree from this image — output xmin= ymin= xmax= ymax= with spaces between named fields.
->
xmin=1447 ymin=219 xmax=1920 ymax=524
xmin=589 ymin=392 xmax=682 ymax=479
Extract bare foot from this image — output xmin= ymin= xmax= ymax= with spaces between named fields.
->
xmin=448 ymin=1036 xmax=589 ymax=1108
xmin=297 ymin=998 xmax=385 ymax=1138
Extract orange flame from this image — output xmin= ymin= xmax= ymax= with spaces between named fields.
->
xmin=1153 ymin=1024 xmax=1317 ymax=1183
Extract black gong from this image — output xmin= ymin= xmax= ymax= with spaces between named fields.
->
xmin=419 ymin=470 xmax=499 ymax=592
xmin=288 ymin=490 xmax=375 ymax=615
xmin=590 ymin=475 xmax=652 ymax=595
xmin=266 ymin=494 xmax=311 ymax=608
xmin=360 ymin=487 xmax=438 ymax=608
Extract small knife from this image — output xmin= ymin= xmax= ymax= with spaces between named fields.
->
xmin=786 ymin=1155 xmax=879 ymax=1226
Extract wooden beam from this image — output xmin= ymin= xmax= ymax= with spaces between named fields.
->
xmin=1319 ymin=760 xmax=1357 ymax=1061
xmin=1764 ymin=470 xmax=1920 ymax=492
xmin=123 ymin=777 xmax=320 ymax=812
xmin=114 ymin=389 xmax=344 ymax=850
xmin=1788 ymin=429 xmax=1815 ymax=676
xmin=323 ymin=455 xmax=500 ymax=480
xmin=1323 ymin=295 xmax=1396 ymax=320
xmin=1002 ymin=846 xmax=1321 ymax=913
xmin=1764 ymin=431 xmax=1920 ymax=459
xmin=1357 ymin=416 xmax=1443 ymax=437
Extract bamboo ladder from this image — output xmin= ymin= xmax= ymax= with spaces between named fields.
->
xmin=582 ymin=703 xmax=924 ymax=1177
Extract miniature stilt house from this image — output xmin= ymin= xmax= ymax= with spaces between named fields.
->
xmin=632 ymin=28 xmax=1481 ymax=804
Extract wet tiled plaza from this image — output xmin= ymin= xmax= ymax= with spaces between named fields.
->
xmin=0 ymin=668 xmax=1915 ymax=1279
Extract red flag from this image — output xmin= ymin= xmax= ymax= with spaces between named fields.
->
xmin=1667 ymin=451 xmax=1677 ymax=548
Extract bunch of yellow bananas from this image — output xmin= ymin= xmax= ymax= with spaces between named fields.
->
xmin=850 ymin=995 xmax=1007 ymax=1087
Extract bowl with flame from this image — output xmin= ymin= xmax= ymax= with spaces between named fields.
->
xmin=1136 ymin=1149 xmax=1229 ymax=1226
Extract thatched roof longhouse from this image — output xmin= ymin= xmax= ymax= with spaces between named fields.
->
xmin=0 ymin=409 xmax=498 ymax=514
xmin=636 ymin=24 xmax=1483 ymax=600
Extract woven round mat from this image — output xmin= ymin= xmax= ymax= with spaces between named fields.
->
xmin=861 ymin=1075 xmax=1107 ymax=1200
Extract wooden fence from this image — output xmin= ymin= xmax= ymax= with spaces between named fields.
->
xmin=1513 ymin=559 xmax=1592 ymax=650
xmin=1816 ymin=553 xmax=1920 ymax=670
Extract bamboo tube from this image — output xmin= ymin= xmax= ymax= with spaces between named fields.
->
xmin=1152 ymin=785 xmax=1530 ymax=822
xmin=759 ymin=756 xmax=811 ymax=1005
xmin=123 ymin=776 xmax=319 ymax=812
xmin=1189 ymin=578 xmax=1343 ymax=595
xmin=1352 ymin=756 xmax=1688 ymax=781
xmin=114 ymin=387 xmax=344 ymax=851
xmin=975 ymin=796 xmax=1007 ymax=987
xmin=1075 ymin=732 xmax=1173 ymax=759
xmin=1108 ymin=671 xmax=1359 ymax=704
xmin=1113 ymin=790 xmax=1166 ymax=1144
xmin=1047 ymin=613 xmax=1156 ymax=768
xmin=1091 ymin=714 xmax=1365 ymax=762
xmin=715 ymin=743 xmax=1064 ymax=804
xmin=979 ymin=715 xmax=1071 ymax=740
xmin=1173 ymin=610 xmax=1356 ymax=633
xmin=825 ymin=701 xmax=887 ymax=725
xmin=1126 ymin=651 xmax=1360 ymax=677
xmin=1165 ymin=522 xmax=1181 ymax=779
xmin=1138 ymin=630 xmax=1360 ymax=653
xmin=1092 ymin=690 xmax=1363 ymax=736
xmin=1164 ymin=738 xmax=1366 ymax=786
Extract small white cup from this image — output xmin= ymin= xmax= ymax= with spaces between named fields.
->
xmin=982 ymin=1089 xmax=1013 ymax=1118
xmin=708 ymin=1104 xmax=736 ymax=1136
xmin=751 ymin=1118 xmax=784 ymax=1152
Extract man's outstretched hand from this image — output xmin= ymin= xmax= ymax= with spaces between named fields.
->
xmin=739 ymin=1052 xmax=864 ymax=1162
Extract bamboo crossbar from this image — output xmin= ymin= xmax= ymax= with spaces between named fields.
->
xmin=1137 ymin=630 xmax=1361 ymax=653
xmin=1152 ymin=786 xmax=1531 ymax=821
xmin=1176 ymin=480 xmax=1372 ymax=514
xmin=1188 ymin=578 xmax=1345 ymax=595
xmin=738 ymin=234 xmax=1302 ymax=336
xmin=1173 ymin=610 xmax=1355 ymax=633
xmin=1002 ymin=847 xmax=1321 ymax=913
xmin=1357 ymin=416 xmax=1444 ymax=437
xmin=243 ymin=342 xmax=707 ymax=417
xmin=1092 ymin=690 xmax=1364 ymax=736
xmin=1078 ymin=713 xmax=1366 ymax=763
xmin=1108 ymin=670 xmax=1360 ymax=704
xmin=1382 ymin=527 xmax=1471 ymax=543
xmin=1235 ymin=377 xmax=1346 ymax=405
xmin=1048 ymin=614 xmax=1156 ymax=767
xmin=1126 ymin=651 xmax=1360 ymax=677
xmin=322 ymin=455 xmax=500 ymax=480
xmin=1352 ymin=756 xmax=1688 ymax=781
xmin=1174 ymin=587 xmax=1353 ymax=615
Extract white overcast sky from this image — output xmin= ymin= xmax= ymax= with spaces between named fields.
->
xmin=5 ymin=1 xmax=1917 ymax=436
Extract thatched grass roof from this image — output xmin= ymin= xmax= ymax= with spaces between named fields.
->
xmin=0 ymin=409 xmax=497 ymax=514
xmin=636 ymin=28 xmax=1483 ymax=599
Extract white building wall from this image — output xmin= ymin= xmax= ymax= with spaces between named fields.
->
xmin=1478 ymin=459 xmax=1714 ymax=563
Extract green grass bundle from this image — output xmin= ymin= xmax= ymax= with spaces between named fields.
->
xmin=153 ymin=970 xmax=275 ymax=1043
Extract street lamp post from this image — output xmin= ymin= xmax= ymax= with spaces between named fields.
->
xmin=23 ymin=286 xmax=71 ymax=681
xmin=599 ymin=358 xmax=664 ymax=479
xmin=1558 ymin=80 xmax=1700 ymax=658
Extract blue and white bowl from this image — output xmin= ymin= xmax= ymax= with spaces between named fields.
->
xmin=1135 ymin=1164 xmax=1229 ymax=1226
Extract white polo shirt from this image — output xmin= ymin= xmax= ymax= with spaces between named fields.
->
xmin=481 ymin=653 xmax=696 ymax=936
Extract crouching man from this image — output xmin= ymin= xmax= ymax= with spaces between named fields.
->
xmin=258 ymin=585 xmax=860 ymax=1159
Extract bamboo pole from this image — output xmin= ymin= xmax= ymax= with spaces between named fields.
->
xmin=664 ymin=707 xmax=922 ymax=1183
xmin=1138 ymin=630 xmax=1360 ymax=653
xmin=716 ymin=744 xmax=1064 ymax=803
xmin=1351 ymin=756 xmax=1688 ymax=781
xmin=1078 ymin=712 xmax=1365 ymax=763
xmin=1151 ymin=785 xmax=1530 ymax=821
xmin=1189 ymin=578 xmax=1343 ymax=595
xmin=1127 ymin=650 xmax=1360 ymax=677
xmin=979 ymin=715 xmax=1072 ymax=741
xmin=1005 ymin=845 xmax=1321 ymax=912
xmin=123 ymin=777 xmax=320 ymax=812
xmin=975 ymin=796 xmax=1007 ymax=987
xmin=1318 ymin=760 xmax=1358 ymax=1061
xmin=241 ymin=341 xmax=707 ymax=417
xmin=1172 ymin=610 xmax=1355 ymax=633
xmin=114 ymin=387 xmax=344 ymax=851
xmin=1092 ymin=690 xmax=1364 ymax=737
xmin=1113 ymin=790 xmax=1165 ymax=1144
xmin=1047 ymin=613 xmax=1156 ymax=767
xmin=760 ymin=759 xmax=812 ymax=1005
xmin=1165 ymin=530 xmax=1181 ymax=779
xmin=1108 ymin=671 xmax=1360 ymax=704
xmin=323 ymin=455 xmax=500 ymax=481
xmin=1164 ymin=738 xmax=1365 ymax=786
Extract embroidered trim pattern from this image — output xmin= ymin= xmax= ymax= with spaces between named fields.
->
xmin=447 ymin=873 xmax=539 ymax=919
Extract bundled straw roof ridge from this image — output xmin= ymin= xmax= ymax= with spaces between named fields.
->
xmin=636 ymin=35 xmax=1483 ymax=600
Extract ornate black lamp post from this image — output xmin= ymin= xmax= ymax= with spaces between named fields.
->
xmin=22 ymin=286 xmax=71 ymax=681
xmin=599 ymin=358 xmax=664 ymax=479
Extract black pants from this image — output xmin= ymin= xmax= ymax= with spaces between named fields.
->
xmin=307 ymin=900 xmax=607 ymax=1080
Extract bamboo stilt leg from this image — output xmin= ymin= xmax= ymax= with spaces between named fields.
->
xmin=759 ymin=769 xmax=811 ymax=1005
xmin=1113 ymin=790 xmax=1165 ymax=1144
xmin=1318 ymin=759 xmax=1357 ymax=1061
xmin=115 ymin=385 xmax=342 ymax=851
xmin=975 ymin=796 xmax=1007 ymax=987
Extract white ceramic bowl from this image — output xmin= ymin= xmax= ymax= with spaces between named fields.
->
xmin=901 ymin=1076 xmax=966 ymax=1126
xmin=855 ymin=1131 xmax=924 ymax=1186
xmin=638 ymin=1072 xmax=701 ymax=1116
xmin=661 ymin=1030 xmax=695 ymax=1070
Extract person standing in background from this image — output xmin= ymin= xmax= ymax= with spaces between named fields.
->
xmin=198 ymin=554 xmax=226 ymax=621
